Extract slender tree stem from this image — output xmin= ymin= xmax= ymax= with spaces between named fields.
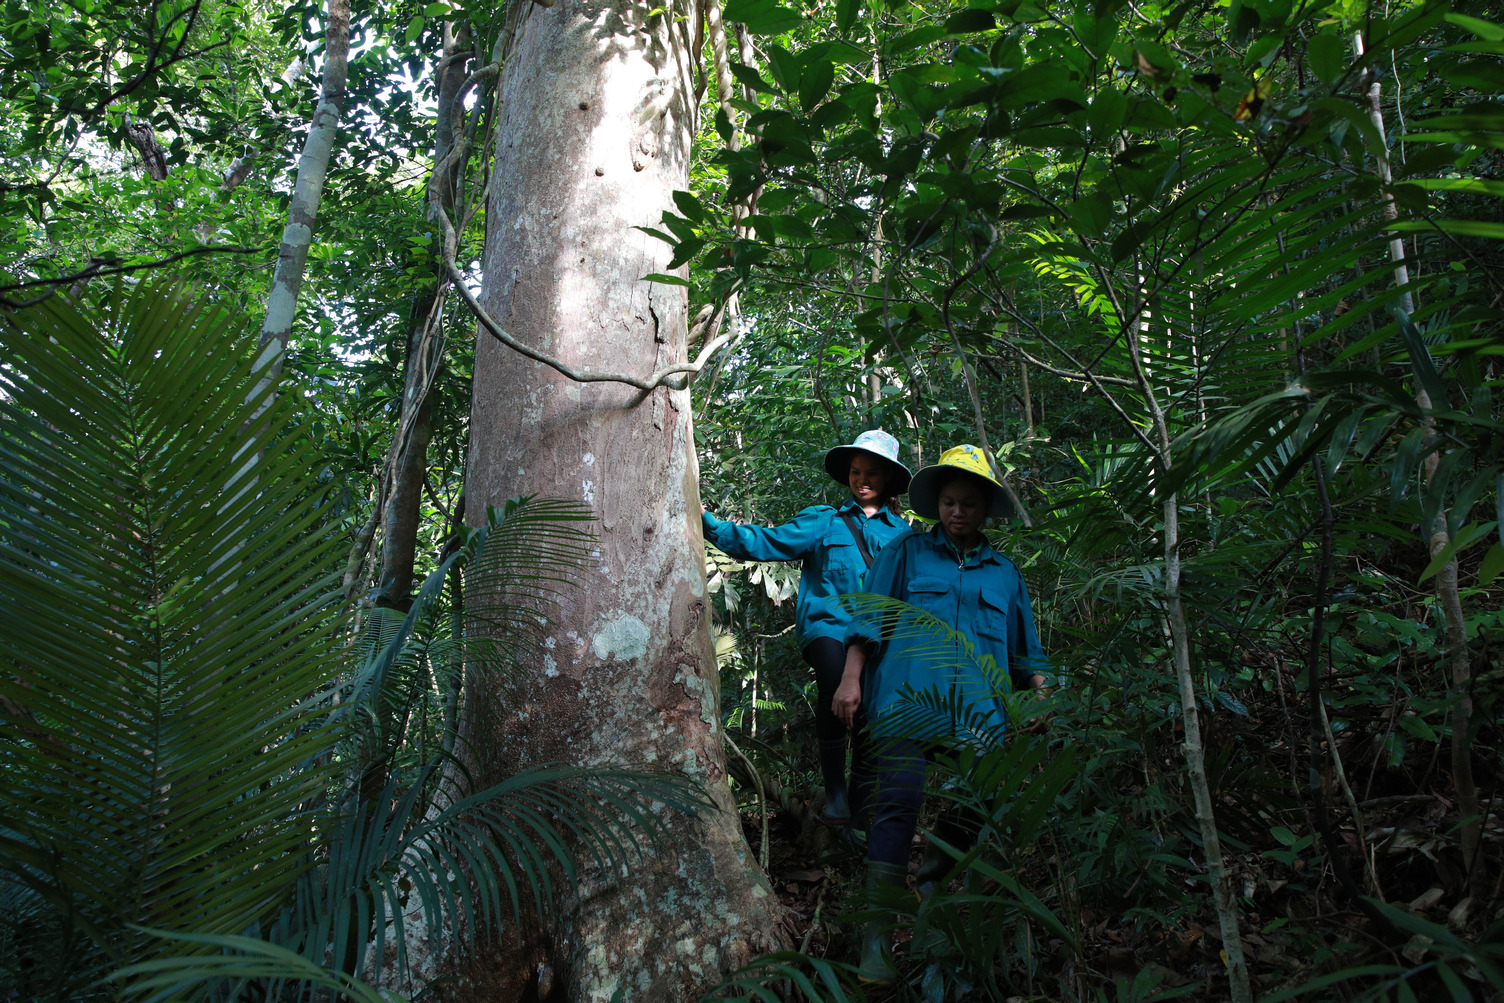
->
xmin=1303 ymin=448 xmax=1381 ymax=906
xmin=1354 ymin=29 xmax=1480 ymax=876
xmin=1124 ymin=265 xmax=1252 ymax=1003
xmin=1353 ymin=32 xmax=1413 ymax=316
xmin=1283 ymin=236 xmax=1387 ymax=905
xmin=258 ymin=0 xmax=351 ymax=365
xmin=377 ymin=22 xmax=477 ymax=609
xmin=725 ymin=733 xmax=769 ymax=871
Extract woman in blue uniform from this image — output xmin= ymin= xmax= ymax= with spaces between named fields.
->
xmin=702 ymin=429 xmax=911 ymax=825
xmin=833 ymin=444 xmax=1048 ymax=981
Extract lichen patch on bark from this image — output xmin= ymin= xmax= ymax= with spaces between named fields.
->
xmin=590 ymin=614 xmax=650 ymax=661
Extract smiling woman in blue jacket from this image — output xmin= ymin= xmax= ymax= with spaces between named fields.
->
xmin=834 ymin=444 xmax=1048 ymax=982
xmin=701 ymin=429 xmax=911 ymax=826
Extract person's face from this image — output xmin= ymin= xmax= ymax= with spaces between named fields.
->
xmin=848 ymin=454 xmax=890 ymax=505
xmin=937 ymin=477 xmax=988 ymax=545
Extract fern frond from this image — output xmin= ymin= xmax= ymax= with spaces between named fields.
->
xmin=840 ymin=594 xmax=1058 ymax=744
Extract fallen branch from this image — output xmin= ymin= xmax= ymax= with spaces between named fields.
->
xmin=797 ymin=876 xmax=828 ymax=954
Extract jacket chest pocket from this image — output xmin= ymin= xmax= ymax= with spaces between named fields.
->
xmin=905 ymin=576 xmax=956 ymax=622
xmin=820 ymin=530 xmax=867 ymax=590
xmin=976 ymin=587 xmax=1011 ymax=647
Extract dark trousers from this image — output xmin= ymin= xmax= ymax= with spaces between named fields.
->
xmin=865 ymin=739 xmax=979 ymax=867
xmin=803 ymin=637 xmax=873 ymax=819
xmin=803 ymin=636 xmax=851 ymax=742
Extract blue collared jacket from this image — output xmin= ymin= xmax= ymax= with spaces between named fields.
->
xmin=702 ymin=499 xmax=908 ymax=648
xmin=847 ymin=525 xmax=1048 ymax=739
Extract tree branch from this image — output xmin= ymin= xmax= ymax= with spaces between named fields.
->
xmin=0 ymin=246 xmax=261 ymax=309
xmin=978 ymin=347 xmax=1134 ymax=387
xmin=258 ymin=0 xmax=352 ymax=357
xmin=90 ymin=35 xmax=230 ymax=119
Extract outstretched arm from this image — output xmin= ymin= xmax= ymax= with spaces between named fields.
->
xmin=701 ymin=506 xmax=826 ymax=563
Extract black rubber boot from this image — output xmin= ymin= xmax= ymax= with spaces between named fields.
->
xmin=915 ymin=840 xmax=949 ymax=898
xmin=817 ymin=738 xmax=850 ymax=824
xmin=858 ymin=860 xmax=906 ymax=983
xmin=911 ymin=841 xmax=951 ymax=956
xmin=831 ymin=750 xmax=872 ymax=854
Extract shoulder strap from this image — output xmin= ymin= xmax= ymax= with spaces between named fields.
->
xmin=838 ymin=510 xmax=875 ymax=569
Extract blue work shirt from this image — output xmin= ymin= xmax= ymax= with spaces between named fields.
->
xmin=846 ymin=525 xmax=1048 ymax=740
xmin=702 ymin=499 xmax=908 ymax=648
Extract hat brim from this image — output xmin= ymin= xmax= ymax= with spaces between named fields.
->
xmin=907 ymin=464 xmax=1015 ymax=521
xmin=824 ymin=445 xmax=912 ymax=495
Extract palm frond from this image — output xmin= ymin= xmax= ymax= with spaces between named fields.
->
xmin=698 ymin=952 xmax=865 ymax=1002
xmin=283 ymin=494 xmax=701 ymax=989
xmin=0 ymin=285 xmax=348 ymax=982
xmin=112 ymin=931 xmax=402 ymax=1003
xmin=340 ymin=496 xmax=595 ymax=726
xmin=283 ymin=763 xmax=705 ymax=982
xmin=841 ymin=593 xmax=1051 ymax=745
xmin=2 ymin=286 xmax=713 ymax=1001
xmin=462 ymin=496 xmax=597 ymax=675
xmin=930 ymin=740 xmax=1079 ymax=853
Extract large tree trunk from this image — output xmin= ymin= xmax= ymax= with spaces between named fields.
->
xmin=459 ymin=0 xmax=783 ymax=998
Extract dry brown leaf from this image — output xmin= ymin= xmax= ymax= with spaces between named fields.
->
xmin=1409 ymin=886 xmax=1445 ymax=912
xmin=784 ymin=868 xmax=825 ymax=883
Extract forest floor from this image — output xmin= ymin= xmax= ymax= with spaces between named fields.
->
xmin=733 ymin=798 xmax=1231 ymax=1001
xmin=730 ymin=748 xmax=1502 ymax=1002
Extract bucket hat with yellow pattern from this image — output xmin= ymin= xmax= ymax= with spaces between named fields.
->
xmin=906 ymin=444 xmax=1015 ymax=520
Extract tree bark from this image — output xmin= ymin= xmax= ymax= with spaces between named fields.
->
xmin=459 ymin=0 xmax=783 ymax=997
xmin=1161 ymin=491 xmax=1252 ymax=1003
xmin=123 ymin=117 xmax=169 ymax=181
xmin=1354 ymin=32 xmax=1413 ymax=316
xmin=376 ymin=294 xmax=440 ymax=609
xmin=1019 ymin=358 xmax=1033 ymax=435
